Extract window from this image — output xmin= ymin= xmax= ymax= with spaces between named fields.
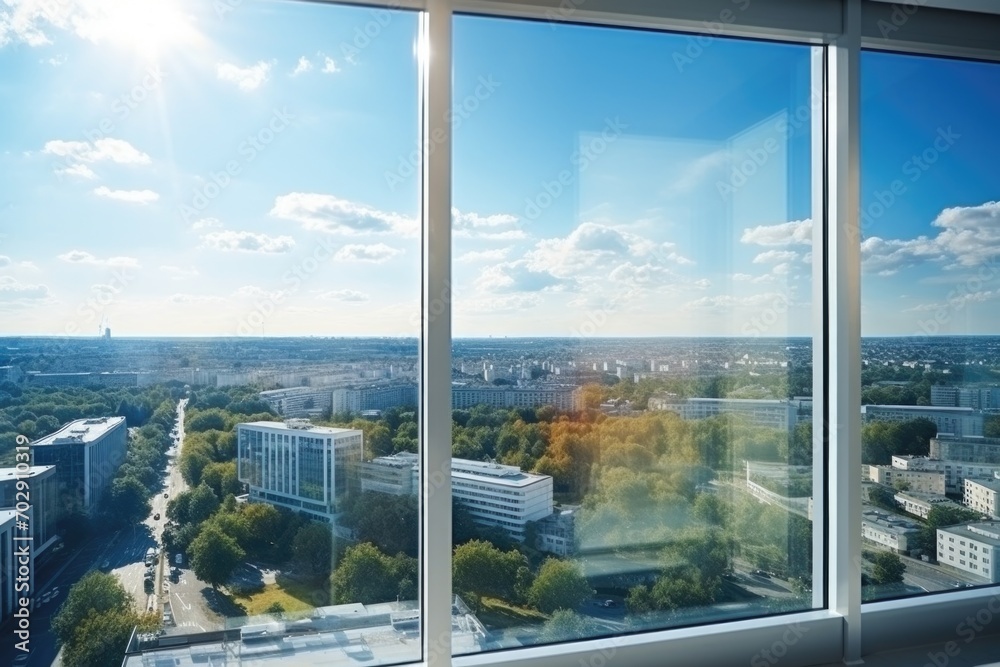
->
xmin=4 ymin=2 xmax=1000 ymax=667
xmin=452 ymin=14 xmax=818 ymax=652
xmin=860 ymin=49 xmax=1000 ymax=602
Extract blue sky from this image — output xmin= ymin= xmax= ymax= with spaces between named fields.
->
xmin=0 ymin=1 xmax=996 ymax=338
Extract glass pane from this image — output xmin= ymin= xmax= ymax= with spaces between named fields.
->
xmin=451 ymin=16 xmax=818 ymax=651
xmin=860 ymin=51 xmax=1000 ymax=603
xmin=0 ymin=2 xmax=422 ymax=665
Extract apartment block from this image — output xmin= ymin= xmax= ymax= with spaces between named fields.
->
xmin=937 ymin=522 xmax=1000 ymax=583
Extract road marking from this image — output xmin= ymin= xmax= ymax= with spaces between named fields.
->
xmin=174 ymin=592 xmax=192 ymax=611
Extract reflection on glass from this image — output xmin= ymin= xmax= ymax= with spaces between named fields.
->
xmin=451 ymin=16 xmax=817 ymax=651
xmin=860 ymin=51 xmax=1000 ymax=603
xmin=0 ymin=1 xmax=421 ymax=665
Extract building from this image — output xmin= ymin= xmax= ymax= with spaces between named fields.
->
xmin=359 ymin=454 xmax=554 ymax=543
xmin=963 ymin=477 xmax=1000 ymax=518
xmin=931 ymin=385 xmax=1000 ymax=410
xmin=894 ymin=490 xmax=963 ymax=520
xmin=452 ymin=459 xmax=553 ymax=542
xmin=534 ymin=505 xmax=578 ymax=556
xmin=0 ymin=466 xmax=59 ymax=556
xmin=23 ymin=371 xmax=139 ymax=388
xmin=647 ymin=396 xmax=808 ymax=431
xmin=359 ymin=452 xmax=419 ymax=495
xmin=937 ymin=522 xmax=1000 ymax=583
xmin=331 ymin=382 xmax=418 ymax=414
xmin=866 ymin=465 xmax=945 ymax=495
xmin=861 ymin=509 xmax=922 ymax=554
xmin=930 ymin=435 xmax=1000 ymax=464
xmin=30 ymin=416 xmax=127 ymax=514
xmin=890 ymin=455 xmax=1000 ymax=494
xmin=236 ymin=420 xmax=363 ymax=523
xmin=860 ymin=404 xmax=984 ymax=437
xmin=451 ymin=384 xmax=583 ymax=412
xmin=259 ymin=387 xmax=333 ymax=419
xmin=0 ymin=366 xmax=21 ymax=384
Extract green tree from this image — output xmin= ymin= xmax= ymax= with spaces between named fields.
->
xmin=871 ymin=551 xmax=906 ymax=585
xmin=528 ymin=558 xmax=592 ymax=614
xmin=187 ymin=483 xmax=220 ymax=524
xmin=241 ymin=502 xmax=286 ymax=555
xmin=52 ymin=572 xmax=133 ymax=646
xmin=104 ymin=476 xmax=151 ymax=526
xmin=868 ymin=484 xmax=898 ymax=511
xmin=331 ymin=543 xmax=399 ymax=604
xmin=201 ymin=461 xmax=241 ymax=498
xmin=453 ymin=540 xmax=529 ymax=605
xmin=293 ymin=522 xmax=334 ymax=577
xmin=61 ymin=609 xmax=158 ymax=667
xmin=189 ymin=523 xmax=245 ymax=590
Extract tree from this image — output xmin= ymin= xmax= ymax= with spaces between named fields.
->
xmin=241 ymin=502 xmax=285 ymax=554
xmin=102 ymin=476 xmax=151 ymax=527
xmin=187 ymin=483 xmax=220 ymax=525
xmin=527 ymin=558 xmax=593 ymax=614
xmin=62 ymin=609 xmax=158 ymax=667
xmin=293 ymin=522 xmax=334 ymax=577
xmin=343 ymin=492 xmax=418 ymax=557
xmin=189 ymin=523 xmax=245 ymax=590
xmin=331 ymin=543 xmax=406 ymax=604
xmin=453 ymin=540 xmax=529 ymax=605
xmin=201 ymin=461 xmax=241 ymax=498
xmin=868 ymin=484 xmax=898 ymax=511
xmin=871 ymin=551 xmax=906 ymax=585
xmin=52 ymin=572 xmax=133 ymax=646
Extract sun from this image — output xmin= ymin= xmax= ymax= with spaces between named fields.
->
xmin=88 ymin=0 xmax=200 ymax=59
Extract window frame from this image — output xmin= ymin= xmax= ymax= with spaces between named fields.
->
xmin=271 ymin=0 xmax=1000 ymax=665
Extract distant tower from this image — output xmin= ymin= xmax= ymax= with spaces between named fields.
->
xmin=100 ymin=314 xmax=111 ymax=339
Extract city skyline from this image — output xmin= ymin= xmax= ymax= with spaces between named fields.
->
xmin=0 ymin=1 xmax=997 ymax=338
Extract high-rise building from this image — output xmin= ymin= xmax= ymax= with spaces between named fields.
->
xmin=861 ymin=405 xmax=984 ymax=437
xmin=931 ymin=435 xmax=1000 ymax=463
xmin=0 ymin=509 xmax=24 ymax=627
xmin=331 ymin=383 xmax=418 ymax=414
xmin=259 ymin=387 xmax=333 ymax=418
xmin=31 ymin=416 xmax=127 ymax=514
xmin=937 ymin=522 xmax=1000 ymax=583
xmin=236 ymin=420 xmax=363 ymax=523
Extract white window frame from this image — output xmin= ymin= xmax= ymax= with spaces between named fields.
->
xmin=307 ymin=0 xmax=1000 ymax=665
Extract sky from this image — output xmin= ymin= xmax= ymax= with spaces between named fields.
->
xmin=0 ymin=1 xmax=996 ymax=338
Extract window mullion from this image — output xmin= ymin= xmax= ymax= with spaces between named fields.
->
xmin=421 ymin=0 xmax=454 ymax=666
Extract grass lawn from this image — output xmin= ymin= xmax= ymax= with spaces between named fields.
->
xmin=476 ymin=597 xmax=548 ymax=630
xmin=231 ymin=583 xmax=317 ymax=617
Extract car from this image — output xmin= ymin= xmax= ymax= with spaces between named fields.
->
xmin=153 ymin=512 xmax=160 ymax=520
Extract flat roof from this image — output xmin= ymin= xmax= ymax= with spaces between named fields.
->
xmin=0 ymin=465 xmax=55 ymax=483
xmin=965 ymin=477 xmax=1000 ymax=492
xmin=863 ymin=405 xmax=977 ymax=414
xmin=31 ymin=416 xmax=125 ymax=446
xmin=940 ymin=522 xmax=1000 ymax=547
xmin=452 ymin=459 xmax=550 ymax=487
xmin=0 ymin=509 xmax=17 ymax=526
xmin=239 ymin=420 xmax=361 ymax=436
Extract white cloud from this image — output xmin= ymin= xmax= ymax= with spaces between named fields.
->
xmin=753 ymin=250 xmax=799 ymax=264
xmin=291 ymin=56 xmax=312 ymax=76
xmin=930 ymin=201 xmax=1000 ymax=267
xmin=44 ymin=138 xmax=150 ymax=164
xmin=321 ymin=56 xmax=339 ymax=73
xmin=270 ymin=193 xmax=416 ymax=236
xmin=0 ymin=255 xmax=9 ymax=268
xmin=731 ymin=273 xmax=754 ymax=282
xmin=201 ymin=230 xmax=295 ymax=254
xmin=0 ymin=276 xmax=49 ymax=301
xmin=334 ymin=243 xmax=403 ymax=263
xmin=191 ymin=217 xmax=222 ymax=230
xmin=455 ymin=229 xmax=527 ymax=241
xmin=667 ymin=149 xmax=728 ymax=195
xmin=741 ymin=219 xmax=813 ymax=246
xmin=56 ymin=163 xmax=97 ymax=179
xmin=684 ymin=292 xmax=790 ymax=310
xmin=452 ymin=208 xmax=518 ymax=229
xmin=475 ymin=260 xmax=565 ymax=294
xmin=217 ymin=60 xmax=273 ymax=91
xmin=57 ymin=250 xmax=139 ymax=268
xmin=459 ymin=294 xmax=543 ymax=313
xmin=93 ymin=186 xmax=159 ymax=204
xmin=457 ymin=249 xmax=510 ymax=264
xmin=46 ymin=54 xmax=66 ymax=66
xmin=233 ymin=285 xmax=283 ymax=300
xmin=861 ymin=236 xmax=941 ymax=276
xmin=169 ymin=293 xmax=226 ymax=304
xmin=318 ymin=289 xmax=369 ymax=303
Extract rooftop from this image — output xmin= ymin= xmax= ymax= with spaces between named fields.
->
xmin=939 ymin=522 xmax=1000 ymax=546
xmin=31 ymin=416 xmax=125 ymax=447
xmin=0 ymin=465 xmax=55 ymax=483
xmin=240 ymin=420 xmax=361 ymax=435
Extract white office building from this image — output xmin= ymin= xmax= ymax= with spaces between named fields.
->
xmin=359 ymin=454 xmax=553 ymax=542
xmin=894 ymin=491 xmax=963 ymax=520
xmin=452 ymin=459 xmax=553 ymax=542
xmin=865 ymin=465 xmax=945 ymax=495
xmin=937 ymin=522 xmax=1000 ymax=583
xmin=861 ymin=405 xmax=984 ymax=437
xmin=930 ymin=435 xmax=1000 ymax=464
xmin=451 ymin=384 xmax=583 ymax=412
xmin=236 ymin=420 xmax=363 ymax=523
